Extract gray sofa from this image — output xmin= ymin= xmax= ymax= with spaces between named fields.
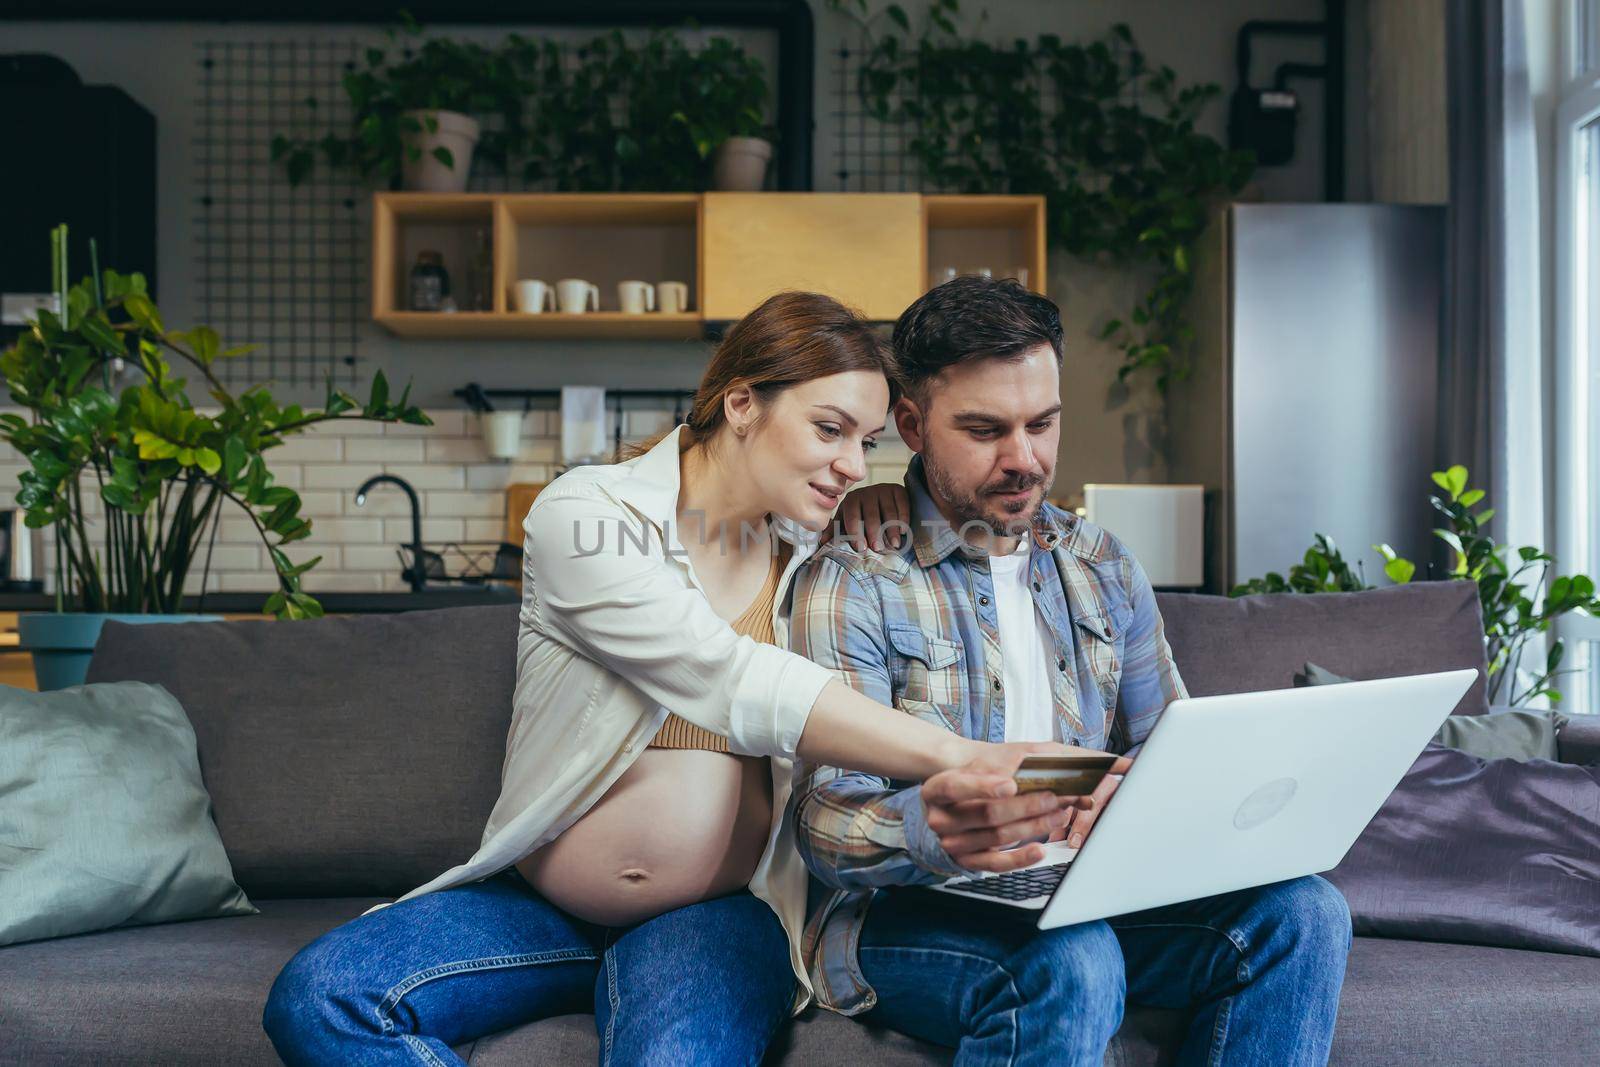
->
xmin=2 ymin=580 xmax=1596 ymax=1065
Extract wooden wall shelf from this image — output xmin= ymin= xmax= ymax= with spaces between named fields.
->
xmin=372 ymin=192 xmax=1046 ymax=340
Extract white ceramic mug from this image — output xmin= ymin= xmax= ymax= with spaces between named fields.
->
xmin=658 ymin=281 xmax=690 ymax=314
xmin=617 ymin=280 xmax=656 ymax=315
xmin=512 ymin=279 xmax=555 ymax=314
xmin=556 ymin=278 xmax=600 ymax=314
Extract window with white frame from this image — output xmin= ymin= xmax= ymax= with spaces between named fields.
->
xmin=1556 ymin=0 xmax=1600 ymax=712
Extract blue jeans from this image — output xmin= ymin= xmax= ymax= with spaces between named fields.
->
xmin=262 ymin=869 xmax=795 ymax=1066
xmin=858 ymin=875 xmax=1352 ymax=1067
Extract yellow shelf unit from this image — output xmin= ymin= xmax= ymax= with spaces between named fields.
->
xmin=372 ymin=192 xmax=1046 ymax=338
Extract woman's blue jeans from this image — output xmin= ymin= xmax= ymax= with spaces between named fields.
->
xmin=859 ymin=875 xmax=1353 ymax=1066
xmin=262 ymin=868 xmax=795 ymax=1066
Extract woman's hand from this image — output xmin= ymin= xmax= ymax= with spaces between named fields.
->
xmin=830 ymin=482 xmax=911 ymax=551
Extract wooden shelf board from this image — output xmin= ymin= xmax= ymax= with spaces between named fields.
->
xmin=376 ymin=193 xmax=497 ymax=222
xmin=376 ymin=311 xmax=705 ymax=340
xmin=925 ymin=195 xmax=1043 ymax=228
xmin=499 ymin=194 xmax=700 ymax=227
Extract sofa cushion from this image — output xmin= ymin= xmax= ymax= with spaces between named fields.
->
xmin=5 ymin=914 xmax=1596 ymax=1066
xmin=0 ymin=898 xmax=376 ymax=1066
xmin=84 ymin=605 xmax=520 ymax=899
xmin=1155 ymin=582 xmax=1490 ymax=715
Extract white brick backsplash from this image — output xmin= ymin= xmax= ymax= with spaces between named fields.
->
xmin=343 ymin=544 xmax=407 ymax=571
xmin=290 ymin=545 xmax=342 ymax=570
xmin=302 ymin=464 xmax=366 ymax=490
xmin=297 ymin=490 xmax=344 ymax=516
xmin=424 ymin=436 xmax=492 ymax=463
xmin=345 ymin=492 xmax=413 ymax=517
xmin=267 ymin=436 xmax=341 ymax=463
xmin=313 ymin=417 xmax=385 ymax=437
xmin=387 ymin=411 xmax=465 ymax=436
xmin=199 ymin=544 xmax=262 ymax=571
xmin=347 ymin=437 xmax=423 ymax=463
xmin=218 ymin=573 xmax=278 ymax=592
xmin=425 ymin=491 xmax=505 ymax=518
xmin=377 ymin=464 xmax=466 ymax=491
xmin=385 ymin=517 xmax=465 ymax=543
xmin=515 ymin=437 xmax=560 ymax=464
xmin=217 ymin=518 xmax=261 ymax=542
xmin=465 ymin=464 xmax=514 ymax=491
xmin=464 ymin=518 xmax=509 ymax=541
xmin=624 ymin=409 xmax=677 ymax=438
xmin=304 ymin=572 xmax=386 ymax=592
xmin=302 ymin=517 xmax=385 ymax=543
xmin=266 ymin=465 xmax=303 ymax=489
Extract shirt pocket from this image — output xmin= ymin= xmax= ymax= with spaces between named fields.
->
xmin=887 ymin=624 xmax=964 ymax=710
xmin=1074 ymin=613 xmax=1122 ymax=709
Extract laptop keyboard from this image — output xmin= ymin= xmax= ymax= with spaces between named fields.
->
xmin=944 ymin=862 xmax=1071 ymax=901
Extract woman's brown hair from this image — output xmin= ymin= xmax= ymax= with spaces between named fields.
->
xmin=624 ymin=291 xmax=895 ymax=458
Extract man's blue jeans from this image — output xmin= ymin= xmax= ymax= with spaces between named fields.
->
xmin=858 ymin=875 xmax=1352 ymax=1066
xmin=262 ymin=869 xmax=795 ymax=1066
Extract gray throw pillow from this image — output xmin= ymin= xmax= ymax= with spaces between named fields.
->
xmin=1325 ymin=743 xmax=1600 ymax=957
xmin=1295 ymin=661 xmax=1568 ymax=761
xmin=0 ymin=681 xmax=255 ymax=947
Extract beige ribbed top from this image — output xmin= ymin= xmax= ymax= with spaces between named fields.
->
xmin=650 ymin=541 xmax=792 ymax=752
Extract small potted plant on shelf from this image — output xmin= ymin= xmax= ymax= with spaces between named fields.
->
xmin=272 ymin=12 xmax=535 ymax=192
xmin=677 ymin=35 xmax=776 ymax=191
xmin=1 ymin=226 xmax=431 ymax=689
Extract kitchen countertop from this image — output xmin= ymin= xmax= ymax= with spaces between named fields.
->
xmin=0 ymin=585 xmax=520 ymax=614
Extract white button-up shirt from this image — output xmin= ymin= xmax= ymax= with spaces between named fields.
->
xmin=371 ymin=428 xmax=835 ymax=1008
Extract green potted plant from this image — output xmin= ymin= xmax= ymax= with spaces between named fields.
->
xmin=272 ymin=12 xmax=538 ymax=192
xmin=672 ymin=35 xmax=775 ymax=191
xmin=1231 ymin=465 xmax=1600 ymax=707
xmin=1 ymin=227 xmax=430 ymax=689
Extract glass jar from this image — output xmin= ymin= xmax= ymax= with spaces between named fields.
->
xmin=409 ymin=250 xmax=451 ymax=312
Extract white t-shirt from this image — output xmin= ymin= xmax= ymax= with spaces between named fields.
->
xmin=988 ymin=540 xmax=1059 ymax=743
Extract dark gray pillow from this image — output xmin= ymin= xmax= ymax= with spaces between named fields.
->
xmin=1296 ymin=661 xmax=1568 ymax=761
xmin=1325 ymin=744 xmax=1600 ymax=957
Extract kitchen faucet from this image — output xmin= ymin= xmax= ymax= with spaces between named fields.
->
xmin=354 ymin=474 xmax=426 ymax=593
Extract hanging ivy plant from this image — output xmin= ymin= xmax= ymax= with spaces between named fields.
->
xmin=834 ymin=0 xmax=1254 ymax=392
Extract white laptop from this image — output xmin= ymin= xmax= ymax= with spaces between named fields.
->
xmin=928 ymin=668 xmax=1478 ymax=929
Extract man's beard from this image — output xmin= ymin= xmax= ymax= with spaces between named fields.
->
xmin=923 ymin=448 xmax=1053 ymax=539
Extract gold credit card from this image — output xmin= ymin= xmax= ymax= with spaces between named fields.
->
xmin=1013 ymin=754 xmax=1117 ymax=796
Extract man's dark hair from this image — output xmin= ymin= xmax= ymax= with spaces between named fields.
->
xmin=890 ymin=275 xmax=1063 ymax=401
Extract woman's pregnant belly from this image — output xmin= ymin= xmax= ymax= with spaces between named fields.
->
xmin=517 ymin=748 xmax=774 ymax=926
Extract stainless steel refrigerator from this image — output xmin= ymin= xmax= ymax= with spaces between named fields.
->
xmin=1167 ymin=203 xmax=1445 ymax=595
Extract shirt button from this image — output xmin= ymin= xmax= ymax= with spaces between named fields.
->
xmin=1068 ymin=738 xmax=1080 ymax=747
xmin=1032 ymin=580 xmax=1042 ymax=592
xmin=979 ymin=595 xmax=990 ymax=606
xmin=1057 ymin=658 xmax=1067 ymax=671
xmin=993 ymin=678 xmax=1002 ymax=691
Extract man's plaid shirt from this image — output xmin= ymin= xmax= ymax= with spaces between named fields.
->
xmin=786 ymin=458 xmax=1189 ymax=1015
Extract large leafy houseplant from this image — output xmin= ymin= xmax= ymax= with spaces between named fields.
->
xmin=1 ymin=228 xmax=430 ymax=620
xmin=831 ymin=0 xmax=1253 ymax=391
xmin=1231 ymin=465 xmax=1600 ymax=707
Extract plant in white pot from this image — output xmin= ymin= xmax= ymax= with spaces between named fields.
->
xmin=1 ymin=228 xmax=430 ymax=689
xmin=665 ymin=36 xmax=776 ymax=191
xmin=272 ymin=13 xmax=535 ymax=192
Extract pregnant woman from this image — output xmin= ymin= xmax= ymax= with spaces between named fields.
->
xmin=262 ymin=292 xmax=1069 ymax=1066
